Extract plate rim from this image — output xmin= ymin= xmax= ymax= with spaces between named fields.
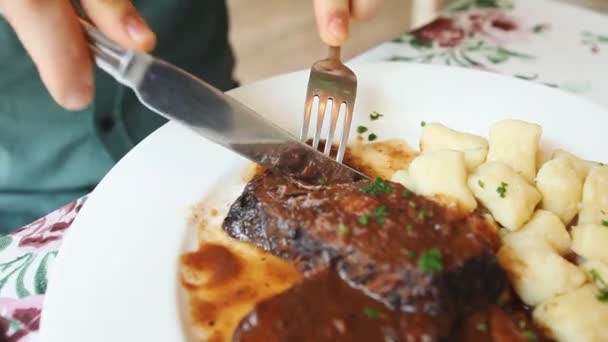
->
xmin=40 ymin=61 xmax=608 ymax=341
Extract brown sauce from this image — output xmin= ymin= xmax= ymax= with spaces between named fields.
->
xmin=180 ymin=242 xmax=301 ymax=341
xmin=233 ymin=269 xmax=450 ymax=342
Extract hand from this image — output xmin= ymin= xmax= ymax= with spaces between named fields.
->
xmin=0 ymin=0 xmax=156 ymax=111
xmin=313 ymin=0 xmax=384 ymax=46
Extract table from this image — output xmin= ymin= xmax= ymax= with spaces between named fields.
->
xmin=1 ymin=0 xmax=607 ymax=340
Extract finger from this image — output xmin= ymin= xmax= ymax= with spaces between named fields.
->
xmin=2 ymin=0 xmax=93 ymax=111
xmin=81 ymin=0 xmax=156 ymax=52
xmin=313 ymin=0 xmax=350 ymax=46
xmin=350 ymin=0 xmax=384 ymax=21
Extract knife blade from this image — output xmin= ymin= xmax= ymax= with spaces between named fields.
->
xmin=81 ymin=20 xmax=366 ymax=184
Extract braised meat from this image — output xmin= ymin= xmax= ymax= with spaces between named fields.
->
xmin=223 ymin=172 xmax=506 ymax=316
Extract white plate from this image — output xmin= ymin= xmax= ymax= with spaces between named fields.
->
xmin=40 ymin=63 xmax=608 ymax=341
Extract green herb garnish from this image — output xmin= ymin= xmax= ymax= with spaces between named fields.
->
xmin=420 ymin=121 xmax=426 ymax=127
xmin=360 ymin=177 xmax=393 ymax=195
xmin=402 ymin=189 xmax=413 ymax=198
xmin=369 ymin=111 xmax=384 ymax=121
xmin=374 ymin=205 xmax=390 ymax=224
xmin=476 ymin=321 xmax=488 ymax=333
xmin=520 ymin=330 xmax=537 ymax=340
xmin=478 ymin=179 xmax=485 ymax=188
xmin=518 ymin=319 xmax=527 ymax=329
xmin=408 ymin=200 xmax=417 ymax=208
xmin=339 ymin=223 xmax=349 ymax=236
xmin=368 ymin=133 xmax=378 ymax=141
xmin=496 ymin=182 xmax=508 ymax=198
xmin=418 ymin=209 xmax=428 ymax=221
xmin=357 ymin=125 xmax=368 ymax=134
xmin=363 ymin=306 xmax=381 ymax=319
xmin=402 ymin=248 xmax=417 ymax=258
xmin=418 ymin=247 xmax=443 ymax=273
xmin=358 ymin=214 xmax=370 ymax=225
xmin=602 ymin=220 xmax=608 ymax=227
xmin=590 ymin=269 xmax=608 ymax=301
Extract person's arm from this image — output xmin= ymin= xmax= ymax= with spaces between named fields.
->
xmin=0 ymin=0 xmax=155 ymax=111
xmin=313 ymin=0 xmax=384 ymax=46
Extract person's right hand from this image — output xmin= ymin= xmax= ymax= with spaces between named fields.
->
xmin=0 ymin=0 xmax=156 ymax=111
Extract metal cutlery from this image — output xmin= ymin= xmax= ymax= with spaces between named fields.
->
xmin=78 ymin=19 xmax=366 ymax=183
xmin=301 ymin=46 xmax=357 ymax=163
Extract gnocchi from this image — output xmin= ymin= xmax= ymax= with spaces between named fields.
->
xmin=552 ymin=149 xmax=599 ymax=181
xmin=468 ymin=162 xmax=541 ymax=230
xmin=536 ymin=157 xmax=583 ymax=224
xmin=497 ymin=238 xmax=586 ymax=306
xmin=409 ymin=118 xmax=608 ymax=342
xmin=578 ymin=165 xmax=608 ymax=226
xmin=533 ymin=285 xmax=608 ymax=342
xmin=391 ymin=150 xmax=477 ymax=213
xmin=486 ymin=119 xmax=542 ymax=183
xmin=501 ymin=210 xmax=570 ymax=255
xmin=419 ymin=123 xmax=488 ymax=171
xmin=580 ymin=259 xmax=608 ymax=288
xmin=571 ymin=224 xmax=608 ymax=263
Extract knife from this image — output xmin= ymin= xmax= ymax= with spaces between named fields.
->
xmin=80 ymin=20 xmax=365 ymax=184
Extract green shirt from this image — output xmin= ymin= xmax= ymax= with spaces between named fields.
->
xmin=0 ymin=0 xmax=237 ymax=233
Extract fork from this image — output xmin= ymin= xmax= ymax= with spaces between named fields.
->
xmin=300 ymin=46 xmax=357 ymax=163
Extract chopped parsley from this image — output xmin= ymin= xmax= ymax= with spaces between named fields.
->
xmin=356 ymin=125 xmax=368 ymax=134
xmin=496 ymin=297 xmax=506 ymax=308
xmin=476 ymin=321 xmax=488 ymax=333
xmin=418 ymin=247 xmax=443 ymax=273
xmin=374 ymin=206 xmax=390 ymax=224
xmin=408 ymin=200 xmax=417 ymax=208
xmin=590 ymin=269 xmax=608 ymax=301
xmin=418 ymin=209 xmax=429 ymax=221
xmin=420 ymin=121 xmax=426 ymax=127
xmin=368 ymin=133 xmax=378 ymax=141
xmin=478 ymin=179 xmax=485 ymax=188
xmin=360 ymin=177 xmax=393 ymax=195
xmin=496 ymin=182 xmax=509 ymax=198
xmin=358 ymin=214 xmax=370 ymax=225
xmin=402 ymin=189 xmax=413 ymax=198
xmin=406 ymin=223 xmax=414 ymax=232
xmin=363 ymin=306 xmax=381 ymax=320
xmin=369 ymin=111 xmax=384 ymax=121
xmin=602 ymin=220 xmax=608 ymax=227
xmin=402 ymin=248 xmax=417 ymax=258
xmin=518 ymin=319 xmax=527 ymax=329
xmin=520 ymin=330 xmax=537 ymax=340
xmin=339 ymin=223 xmax=349 ymax=236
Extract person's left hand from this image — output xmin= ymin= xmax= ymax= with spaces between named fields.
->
xmin=313 ymin=0 xmax=384 ymax=46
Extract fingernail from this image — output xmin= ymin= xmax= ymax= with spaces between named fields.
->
xmin=63 ymin=84 xmax=93 ymax=111
xmin=329 ymin=16 xmax=347 ymax=40
xmin=125 ymin=12 xmax=152 ymax=44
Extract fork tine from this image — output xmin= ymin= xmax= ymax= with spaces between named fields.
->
xmin=323 ymin=100 xmax=341 ymax=156
xmin=336 ymin=102 xmax=354 ymax=162
xmin=312 ymin=97 xmax=327 ymax=150
xmin=300 ymin=90 xmax=315 ymax=141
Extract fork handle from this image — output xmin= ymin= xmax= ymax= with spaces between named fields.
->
xmin=328 ymin=46 xmax=341 ymax=60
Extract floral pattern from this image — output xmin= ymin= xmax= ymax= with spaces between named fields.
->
xmin=0 ymin=197 xmax=86 ymax=341
xmin=391 ymin=9 xmax=535 ymax=69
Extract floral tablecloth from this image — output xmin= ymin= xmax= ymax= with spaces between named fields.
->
xmin=1 ymin=0 xmax=607 ymax=340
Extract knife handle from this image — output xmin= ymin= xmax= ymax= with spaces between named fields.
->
xmin=79 ymin=18 xmax=136 ymax=83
